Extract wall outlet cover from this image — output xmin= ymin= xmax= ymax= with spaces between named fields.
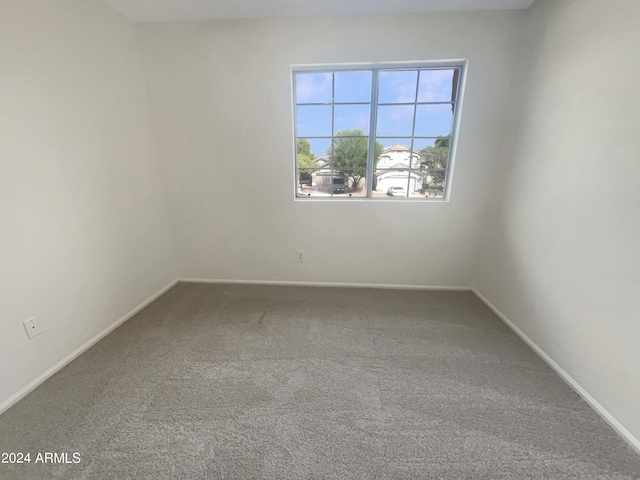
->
xmin=23 ymin=317 xmax=43 ymax=339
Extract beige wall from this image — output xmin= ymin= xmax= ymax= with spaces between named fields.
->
xmin=137 ymin=10 xmax=522 ymax=286
xmin=475 ymin=0 xmax=640 ymax=444
xmin=0 ymin=0 xmax=177 ymax=407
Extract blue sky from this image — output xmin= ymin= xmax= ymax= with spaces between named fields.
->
xmin=296 ymin=69 xmax=456 ymax=158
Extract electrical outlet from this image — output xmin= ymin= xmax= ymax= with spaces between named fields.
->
xmin=296 ymin=250 xmax=304 ymax=263
xmin=23 ymin=317 xmax=42 ymax=339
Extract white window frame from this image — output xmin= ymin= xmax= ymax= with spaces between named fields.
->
xmin=292 ymin=60 xmax=467 ymax=201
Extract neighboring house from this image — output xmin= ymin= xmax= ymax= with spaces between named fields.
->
xmin=313 ymin=155 xmax=329 ymax=168
xmin=376 ymin=143 xmax=421 ymax=169
xmin=305 ymin=144 xmax=430 ymax=193
xmin=376 ymin=164 xmax=424 ymax=193
xmin=298 ymin=155 xmax=328 ymax=186
xmin=375 ymin=143 xmax=424 ymax=193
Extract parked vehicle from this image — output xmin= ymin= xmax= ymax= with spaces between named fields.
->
xmin=332 ymin=177 xmax=346 ymax=194
xmin=387 ymin=185 xmax=406 ymax=197
xmin=311 ymin=170 xmax=348 ymax=194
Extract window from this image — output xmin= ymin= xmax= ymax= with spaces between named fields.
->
xmin=293 ymin=62 xmax=464 ymax=200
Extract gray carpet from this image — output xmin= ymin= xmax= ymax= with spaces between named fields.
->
xmin=1 ymin=282 xmax=639 ymax=479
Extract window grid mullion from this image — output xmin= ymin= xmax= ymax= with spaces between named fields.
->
xmin=407 ymin=69 xmax=421 ymax=198
xmin=298 ymin=102 xmax=372 ymax=106
xmin=293 ymin=72 xmax=299 ymax=197
xmin=330 ymin=72 xmax=335 ymax=197
xmin=366 ymin=69 xmax=380 ymax=198
xmin=378 ymin=101 xmax=453 ymax=106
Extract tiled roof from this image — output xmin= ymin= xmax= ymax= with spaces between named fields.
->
xmin=383 ymin=143 xmax=410 ymax=152
xmin=383 ymin=143 xmax=421 ymax=155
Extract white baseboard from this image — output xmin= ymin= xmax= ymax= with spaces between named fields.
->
xmin=472 ymin=288 xmax=640 ymax=455
xmin=179 ymin=277 xmax=472 ymax=291
xmin=0 ymin=278 xmax=179 ymax=416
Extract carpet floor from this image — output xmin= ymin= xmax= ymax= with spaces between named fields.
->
xmin=0 ymin=282 xmax=639 ymax=479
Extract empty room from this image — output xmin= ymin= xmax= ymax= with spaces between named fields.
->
xmin=1 ymin=0 xmax=639 ymax=478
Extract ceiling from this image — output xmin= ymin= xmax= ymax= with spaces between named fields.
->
xmin=101 ymin=0 xmax=536 ymax=22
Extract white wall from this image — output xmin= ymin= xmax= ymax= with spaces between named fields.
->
xmin=0 ymin=0 xmax=177 ymax=407
xmin=137 ymin=11 xmax=522 ymax=287
xmin=475 ymin=0 xmax=640 ymax=443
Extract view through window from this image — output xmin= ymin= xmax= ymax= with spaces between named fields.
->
xmin=293 ymin=64 xmax=463 ymax=199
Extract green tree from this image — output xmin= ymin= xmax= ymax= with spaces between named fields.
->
xmin=297 ymin=139 xmax=317 ymax=186
xmin=297 ymin=138 xmax=313 ymax=156
xmin=420 ymin=135 xmax=450 ymax=186
xmin=328 ymin=129 xmax=384 ymax=191
xmin=434 ymin=137 xmax=450 ymax=149
xmin=297 ymin=139 xmax=316 ymax=168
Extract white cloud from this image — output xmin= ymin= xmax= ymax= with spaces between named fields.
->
xmin=418 ymin=70 xmax=454 ymax=102
xmin=296 ymin=73 xmax=332 ymax=104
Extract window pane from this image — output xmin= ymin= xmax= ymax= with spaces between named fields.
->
xmin=345 ymin=168 xmax=368 ymax=197
xmin=334 ymin=104 xmax=370 ymax=135
xmin=376 ymin=138 xmax=412 ymax=150
xmin=332 ymin=135 xmax=368 ymax=172
xmin=295 ymin=72 xmax=332 ymax=104
xmin=303 ymin=138 xmax=331 ymax=159
xmin=417 ymin=69 xmax=456 ymax=103
xmin=414 ymin=104 xmax=453 ymax=137
xmin=376 ymin=105 xmax=415 ymax=137
xmin=378 ymin=70 xmax=418 ymax=104
xmin=419 ymin=140 xmax=450 ymax=171
xmin=412 ymin=138 xmax=438 ymax=150
xmin=297 ymin=167 xmax=321 ymax=197
xmin=296 ymin=138 xmax=320 ymax=167
xmin=423 ymin=170 xmax=447 ymax=198
xmin=296 ymin=105 xmax=332 ymax=137
xmin=374 ymin=138 xmax=419 ymax=170
xmin=375 ymin=169 xmax=411 ymax=198
xmin=335 ymin=71 xmax=372 ymax=103
xmin=306 ymin=169 xmax=349 ymax=196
